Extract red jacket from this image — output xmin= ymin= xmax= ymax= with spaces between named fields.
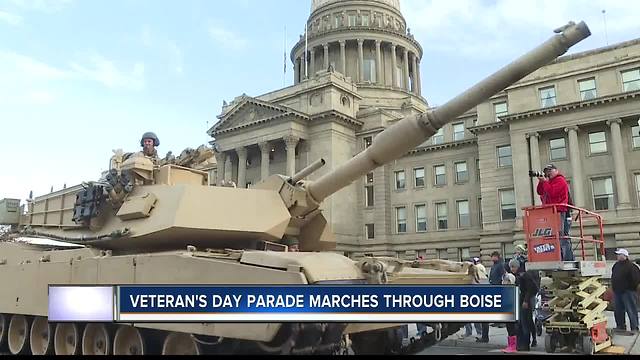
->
xmin=537 ymin=174 xmax=569 ymax=212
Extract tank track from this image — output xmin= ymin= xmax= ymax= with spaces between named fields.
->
xmin=0 ymin=313 xmax=461 ymax=355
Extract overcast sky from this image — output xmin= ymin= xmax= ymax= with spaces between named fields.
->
xmin=1 ymin=0 xmax=639 ymax=201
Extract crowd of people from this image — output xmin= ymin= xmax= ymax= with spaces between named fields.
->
xmin=456 ymin=163 xmax=640 ymax=352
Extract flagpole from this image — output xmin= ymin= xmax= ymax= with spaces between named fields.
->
xmin=283 ymin=25 xmax=287 ymax=87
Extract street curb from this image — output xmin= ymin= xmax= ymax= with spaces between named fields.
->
xmin=624 ymin=333 xmax=640 ymax=355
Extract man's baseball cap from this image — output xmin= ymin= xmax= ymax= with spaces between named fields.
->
xmin=544 ymin=164 xmax=557 ymax=171
xmin=615 ymin=249 xmax=630 ymax=257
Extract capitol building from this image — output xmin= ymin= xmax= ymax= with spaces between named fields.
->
xmin=208 ymin=0 xmax=640 ymax=263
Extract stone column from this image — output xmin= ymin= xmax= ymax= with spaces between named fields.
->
xmin=224 ymin=153 xmax=233 ymax=183
xmin=310 ymin=48 xmax=316 ymax=78
xmin=323 ymin=44 xmax=329 ymax=70
xmin=411 ymin=52 xmax=418 ymax=94
xmin=416 ymin=60 xmax=422 ymax=95
xmin=357 ymin=39 xmax=364 ymax=82
xmin=607 ymin=119 xmax=632 ymax=209
xmin=403 ymin=48 xmax=410 ymax=91
xmin=527 ymin=132 xmax=542 ymax=206
xmin=214 ymin=151 xmax=226 ymax=186
xmin=511 ymin=132 xmax=533 ymax=216
xmin=339 ymin=41 xmax=346 ymax=75
xmin=284 ymin=136 xmax=300 ymax=177
xmin=259 ymin=141 xmax=271 ymax=181
xmin=565 ymin=126 xmax=586 ymax=208
xmin=391 ymin=44 xmax=397 ymax=88
xmin=375 ymin=40 xmax=382 ymax=85
xmin=236 ymin=147 xmax=247 ymax=189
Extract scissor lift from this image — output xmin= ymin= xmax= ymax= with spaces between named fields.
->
xmin=523 ymin=204 xmax=612 ymax=355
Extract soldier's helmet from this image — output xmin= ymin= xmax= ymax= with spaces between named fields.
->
xmin=140 ymin=132 xmax=160 ymax=147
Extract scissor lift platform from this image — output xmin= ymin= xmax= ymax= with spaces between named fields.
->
xmin=524 ymin=205 xmax=613 ymax=355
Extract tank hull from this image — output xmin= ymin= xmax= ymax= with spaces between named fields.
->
xmin=0 ymin=241 xmax=475 ymax=354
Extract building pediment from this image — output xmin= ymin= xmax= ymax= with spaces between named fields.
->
xmin=209 ymin=97 xmax=309 ymax=136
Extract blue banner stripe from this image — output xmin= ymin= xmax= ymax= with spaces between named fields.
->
xmin=117 ymin=286 xmax=518 ymax=316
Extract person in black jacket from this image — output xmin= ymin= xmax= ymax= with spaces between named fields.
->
xmin=510 ymin=259 xmax=538 ymax=351
xmin=487 ymin=252 xmax=507 ymax=331
xmin=612 ymin=249 xmax=640 ymax=331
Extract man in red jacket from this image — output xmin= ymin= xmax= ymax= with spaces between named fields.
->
xmin=536 ymin=164 xmax=574 ymax=261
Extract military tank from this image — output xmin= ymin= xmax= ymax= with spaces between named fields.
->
xmin=0 ymin=21 xmax=591 ymax=355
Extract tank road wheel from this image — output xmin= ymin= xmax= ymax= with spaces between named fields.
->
xmin=162 ymin=332 xmax=202 ymax=355
xmin=82 ymin=324 xmax=112 ymax=355
xmin=29 ymin=317 xmax=54 ymax=355
xmin=0 ymin=314 xmax=9 ymax=351
xmin=8 ymin=315 xmax=31 ymax=355
xmin=54 ymin=323 xmax=81 ymax=355
xmin=113 ymin=325 xmax=146 ymax=355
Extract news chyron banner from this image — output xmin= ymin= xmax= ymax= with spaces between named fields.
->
xmin=49 ymin=285 xmax=519 ymax=323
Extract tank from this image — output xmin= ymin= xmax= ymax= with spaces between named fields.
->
xmin=0 ymin=21 xmax=591 ymax=355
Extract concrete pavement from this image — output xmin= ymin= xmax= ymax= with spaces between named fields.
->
xmin=434 ymin=312 xmax=640 ymax=355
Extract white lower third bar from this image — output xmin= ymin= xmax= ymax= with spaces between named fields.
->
xmin=118 ymin=313 xmax=514 ymax=322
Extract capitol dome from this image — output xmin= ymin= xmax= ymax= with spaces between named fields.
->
xmin=311 ymin=0 xmax=401 ymax=13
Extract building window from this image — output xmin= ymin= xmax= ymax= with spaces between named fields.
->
xmin=476 ymin=159 xmax=481 ymax=182
xmin=436 ymin=202 xmax=448 ymax=230
xmin=434 ymin=165 xmax=446 ymax=186
xmin=365 ymin=185 xmax=374 ymax=207
xmin=622 ymin=68 xmax=640 ymax=92
xmin=366 ymin=224 xmax=375 ymax=239
xmin=455 ymin=162 xmax=468 ymax=183
xmin=432 ymin=128 xmax=444 ymax=145
xmin=478 ymin=197 xmax=483 ymax=227
xmin=501 ymin=242 xmax=515 ymax=259
xmin=457 ymin=200 xmax=470 ymax=228
xmin=363 ymin=59 xmax=376 ymax=82
xmin=500 ymin=189 xmax=516 ymax=220
xmin=589 ymin=132 xmax=608 ymax=154
xmin=334 ymin=15 xmax=340 ymax=28
xmin=494 ymin=102 xmax=508 ymax=122
xmin=540 ymin=86 xmax=557 ymax=108
xmin=458 ymin=248 xmax=470 ymax=262
xmin=550 ymin=138 xmax=567 ymax=160
xmin=414 ymin=168 xmax=425 ymax=187
xmin=362 ymin=14 xmax=370 ymax=26
xmin=632 ymin=125 xmax=640 ymax=149
xmin=453 ymin=123 xmax=465 ymax=141
xmin=395 ymin=170 xmax=406 ymax=190
xmin=592 ymin=177 xmax=614 ymax=211
xmin=415 ymin=204 xmax=427 ymax=232
xmin=366 ymin=172 xmax=374 ymax=185
xmin=497 ymin=145 xmax=512 ymax=167
xmin=396 ymin=207 xmax=407 ymax=233
xmin=437 ymin=249 xmax=448 ymax=260
xmin=364 ymin=136 xmax=373 ymax=149
xmin=348 ymin=15 xmax=356 ymax=26
xmin=579 ymin=78 xmax=597 ymax=101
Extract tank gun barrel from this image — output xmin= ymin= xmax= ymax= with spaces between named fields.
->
xmin=290 ymin=159 xmax=326 ymax=184
xmin=307 ymin=21 xmax=591 ymax=203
